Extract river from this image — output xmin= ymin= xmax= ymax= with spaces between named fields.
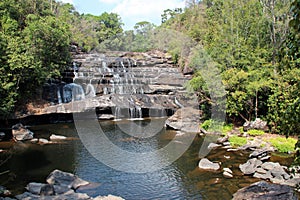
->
xmin=0 ymin=118 xmax=278 ymax=199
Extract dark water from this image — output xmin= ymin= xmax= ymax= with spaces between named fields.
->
xmin=0 ymin=118 xmax=290 ymax=199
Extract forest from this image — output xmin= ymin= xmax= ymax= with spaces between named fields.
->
xmin=0 ymin=0 xmax=299 ymax=147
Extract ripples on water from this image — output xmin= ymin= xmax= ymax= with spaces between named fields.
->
xmin=0 ymin=119 xmax=262 ymax=199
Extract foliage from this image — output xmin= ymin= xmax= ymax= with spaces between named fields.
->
xmin=200 ymin=119 xmax=212 ymax=130
xmin=222 ymin=124 xmax=233 ymax=134
xmin=247 ymin=129 xmax=265 ymax=136
xmin=267 ymin=137 xmax=298 ymax=153
xmin=0 ymin=0 xmax=71 ymax=116
xmin=229 ymin=136 xmax=247 ymax=147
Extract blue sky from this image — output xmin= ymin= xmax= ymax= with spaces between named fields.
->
xmin=59 ymin=0 xmax=186 ymax=30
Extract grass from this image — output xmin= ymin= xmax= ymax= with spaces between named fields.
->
xmin=201 ymin=120 xmax=233 ymax=135
xmin=248 ymin=129 xmax=265 ymax=136
xmin=229 ymin=136 xmax=247 ymax=147
xmin=267 ymin=137 xmax=297 ymax=153
xmin=222 ymin=124 xmax=233 ymax=134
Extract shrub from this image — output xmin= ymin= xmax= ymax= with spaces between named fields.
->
xmin=200 ymin=119 xmax=212 ymax=130
xmin=229 ymin=136 xmax=247 ymax=147
xmin=268 ymin=137 xmax=298 ymax=153
xmin=222 ymin=124 xmax=233 ymax=134
xmin=248 ymin=129 xmax=265 ymax=136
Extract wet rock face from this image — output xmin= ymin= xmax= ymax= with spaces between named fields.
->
xmin=232 ymin=181 xmax=298 ymax=200
xmin=11 ymin=123 xmax=34 ymax=141
xmin=40 ymin=51 xmax=198 ymax=120
xmin=165 ymin=107 xmax=202 ymax=133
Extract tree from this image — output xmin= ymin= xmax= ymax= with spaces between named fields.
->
xmin=0 ymin=0 xmax=71 ymax=116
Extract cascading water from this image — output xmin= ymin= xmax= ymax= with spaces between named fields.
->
xmin=44 ymin=53 xmax=180 ymax=119
xmin=85 ymin=83 xmax=96 ymax=98
xmin=62 ymin=83 xmax=85 ymax=103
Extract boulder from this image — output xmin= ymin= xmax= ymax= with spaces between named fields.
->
xmin=94 ymin=195 xmax=125 ymax=200
xmin=38 ymin=138 xmax=50 ymax=144
xmin=198 ymin=158 xmax=220 ymax=171
xmin=232 ymin=181 xmax=298 ymax=200
xmin=223 ymin=168 xmax=233 ymax=178
xmin=207 ymin=143 xmax=221 ymax=150
xmin=216 ymin=136 xmax=229 ymax=144
xmin=26 ymin=182 xmax=46 ymax=195
xmin=46 ymin=169 xmax=89 ymax=189
xmin=239 ymin=158 xmax=262 ymax=175
xmin=165 ymin=107 xmax=202 ymax=133
xmin=0 ymin=132 xmax=6 ymax=141
xmin=253 ymin=171 xmax=273 ymax=180
xmin=40 ymin=184 xmax=55 ymax=196
xmin=50 ymin=134 xmax=67 ymax=140
xmin=284 ymin=178 xmax=300 ymax=187
xmin=238 ymin=144 xmax=257 ymax=151
xmin=12 ymin=123 xmax=34 ymax=141
xmin=249 ymin=149 xmax=270 ymax=159
xmin=15 ymin=192 xmax=40 ymax=200
xmin=182 ymin=65 xmax=194 ymax=75
xmin=261 ymin=162 xmax=282 ymax=171
xmin=223 ymin=171 xmax=233 ymax=178
xmin=243 ymin=118 xmax=268 ymax=131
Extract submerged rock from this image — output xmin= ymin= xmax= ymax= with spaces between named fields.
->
xmin=12 ymin=123 xmax=34 ymax=141
xmin=232 ymin=181 xmax=298 ymax=200
xmin=198 ymin=158 xmax=220 ymax=171
xmin=50 ymin=134 xmax=67 ymax=140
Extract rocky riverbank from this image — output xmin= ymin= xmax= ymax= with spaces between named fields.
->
xmin=196 ymin=127 xmax=300 ymax=199
xmin=0 ymin=170 xmax=123 ymax=200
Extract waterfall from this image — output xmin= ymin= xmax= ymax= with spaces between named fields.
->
xmin=129 ymin=106 xmax=142 ymax=119
xmin=62 ymin=83 xmax=85 ymax=103
xmin=85 ymin=83 xmax=96 ymax=98
xmin=114 ymin=107 xmax=121 ymax=119
xmin=174 ymin=97 xmax=183 ymax=108
xmin=57 ymin=89 xmax=62 ymax=104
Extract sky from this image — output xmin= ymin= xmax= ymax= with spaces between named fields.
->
xmin=59 ymin=0 xmax=186 ymax=30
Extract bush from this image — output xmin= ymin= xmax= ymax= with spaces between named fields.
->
xmin=268 ymin=137 xmax=298 ymax=153
xmin=229 ymin=136 xmax=247 ymax=147
xmin=222 ymin=124 xmax=233 ymax=134
xmin=200 ymin=119 xmax=212 ymax=130
xmin=248 ymin=129 xmax=265 ymax=136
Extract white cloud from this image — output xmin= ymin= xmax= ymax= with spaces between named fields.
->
xmin=99 ymin=0 xmax=121 ymax=4
xmin=59 ymin=0 xmax=74 ymax=4
xmin=112 ymin=0 xmax=185 ymax=29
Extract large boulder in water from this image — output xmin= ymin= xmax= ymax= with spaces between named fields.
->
xmin=198 ymin=158 xmax=220 ymax=171
xmin=165 ymin=107 xmax=201 ymax=133
xmin=12 ymin=123 xmax=34 ymax=141
xmin=46 ymin=169 xmax=89 ymax=189
xmin=232 ymin=181 xmax=298 ymax=200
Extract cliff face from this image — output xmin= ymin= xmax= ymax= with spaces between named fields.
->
xmin=35 ymin=51 xmax=197 ymax=120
